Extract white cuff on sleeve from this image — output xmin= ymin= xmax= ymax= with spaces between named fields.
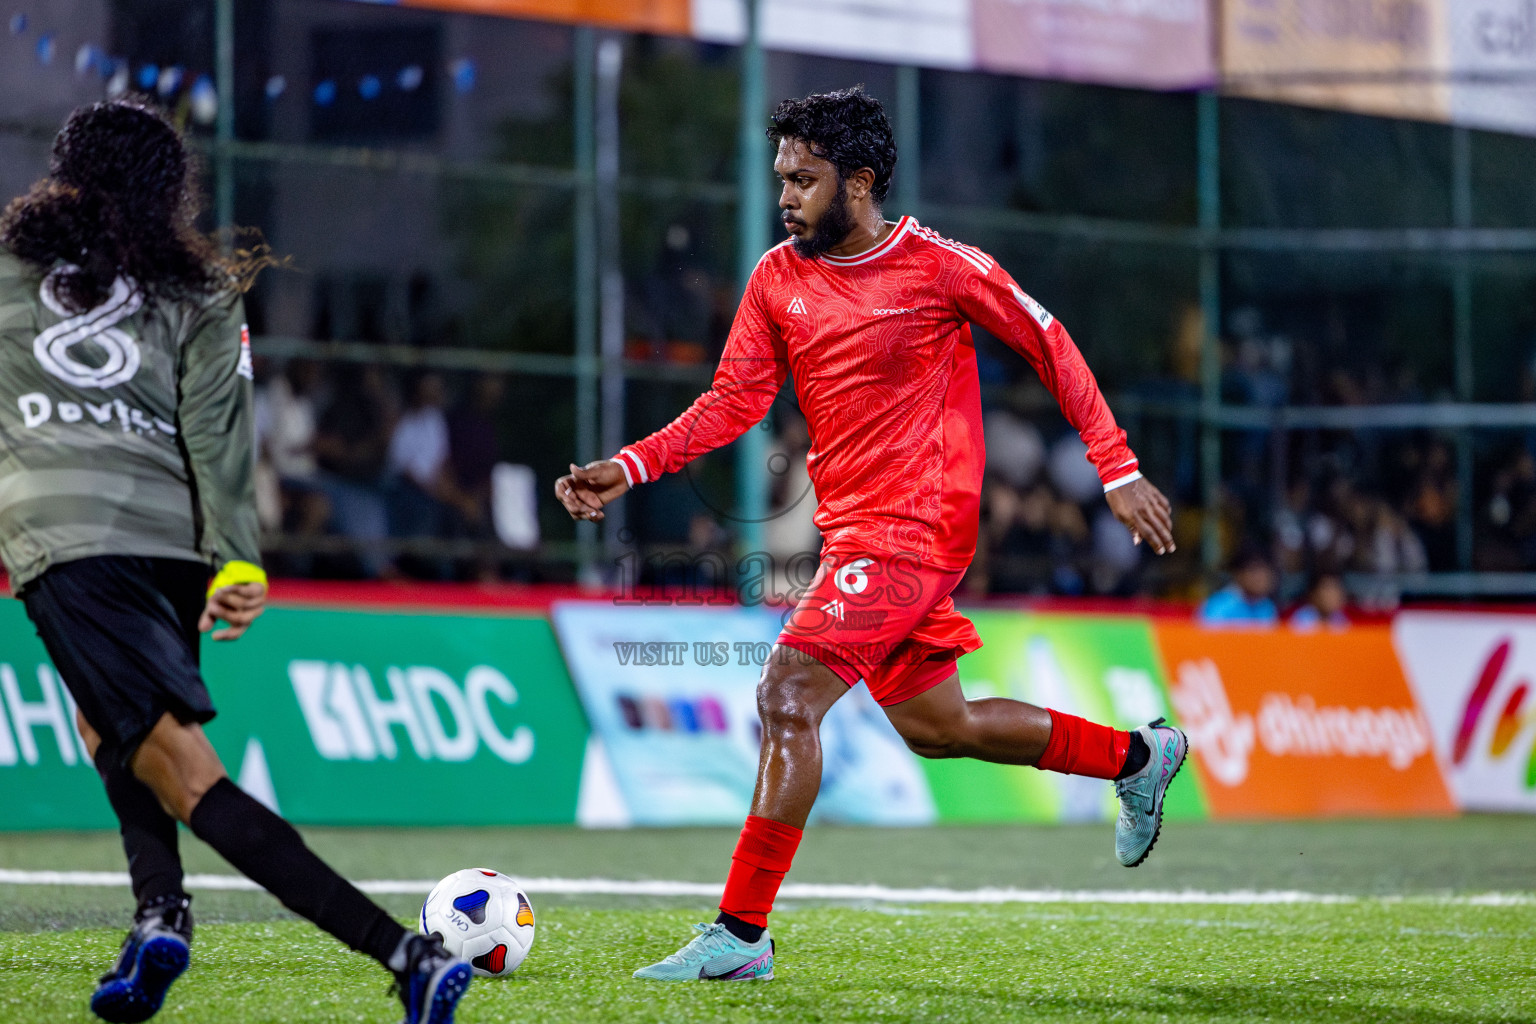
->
xmin=613 ymin=448 xmax=649 ymax=487
xmin=1103 ymin=470 xmax=1143 ymax=493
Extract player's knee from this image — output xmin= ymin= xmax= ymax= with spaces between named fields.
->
xmin=137 ymin=772 xmax=204 ymax=824
xmin=899 ymin=730 xmax=965 ymax=759
xmin=131 ymin=720 xmax=226 ymax=824
xmin=756 ymin=665 xmax=822 ymax=738
xmin=893 ymin=716 xmax=973 ymax=759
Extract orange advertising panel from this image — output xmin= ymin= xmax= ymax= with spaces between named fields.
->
xmin=399 ymin=0 xmax=689 ymax=35
xmin=1154 ymin=623 xmax=1454 ymax=818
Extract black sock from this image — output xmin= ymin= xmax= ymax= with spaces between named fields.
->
xmin=188 ymin=778 xmax=406 ymax=968
xmin=1115 ymin=732 xmax=1150 ymax=781
xmin=99 ymin=763 xmax=185 ymax=906
xmin=715 ymin=911 xmax=765 ymax=944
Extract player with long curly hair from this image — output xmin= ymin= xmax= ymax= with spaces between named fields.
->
xmin=0 ymin=99 xmax=472 ymax=1024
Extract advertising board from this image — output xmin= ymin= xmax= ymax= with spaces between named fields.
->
xmin=387 ymin=0 xmax=1213 ymax=90
xmin=554 ymin=603 xmax=1208 ymax=827
xmin=551 ymin=601 xmax=935 ymax=827
xmin=1223 ymin=0 xmax=1536 ymax=135
xmin=0 ymin=602 xmax=114 ymax=829
xmin=0 ymin=603 xmax=589 ymax=829
xmin=395 ymin=0 xmax=690 ymax=34
xmin=936 ymin=611 xmax=1207 ymax=823
xmin=1394 ymin=612 xmax=1536 ymax=813
xmin=973 ymin=0 xmax=1214 ymax=90
xmin=1156 ymin=623 xmax=1454 ymax=818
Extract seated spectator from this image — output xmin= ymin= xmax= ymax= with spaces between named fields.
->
xmin=387 ymin=371 xmax=454 ymax=548
xmin=1199 ymin=545 xmax=1279 ymax=626
xmin=1290 ymin=570 xmax=1349 ymax=631
xmin=445 ymin=372 xmax=505 ymax=532
xmin=1483 ymin=446 xmax=1536 ymax=570
xmin=313 ymin=364 xmax=396 ymax=577
xmin=263 ymin=359 xmax=330 ymax=539
xmin=1404 ymin=439 xmax=1457 ymax=570
xmin=446 ymin=372 xmax=506 ymax=581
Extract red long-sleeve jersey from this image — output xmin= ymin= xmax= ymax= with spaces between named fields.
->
xmin=614 ymin=217 xmax=1140 ymax=571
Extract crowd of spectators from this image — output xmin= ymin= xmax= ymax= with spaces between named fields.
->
xmin=253 ymin=308 xmax=1536 ymax=612
xmin=963 ymin=411 xmax=1145 ymax=600
xmin=253 ymin=359 xmax=514 ymax=580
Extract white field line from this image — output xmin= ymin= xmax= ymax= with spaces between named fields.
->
xmin=0 ymin=869 xmax=1532 ymax=907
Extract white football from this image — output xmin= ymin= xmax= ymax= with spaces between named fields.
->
xmin=419 ymin=868 xmax=535 ymax=977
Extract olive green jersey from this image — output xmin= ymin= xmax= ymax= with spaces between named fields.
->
xmin=0 ymin=247 xmax=260 ymax=590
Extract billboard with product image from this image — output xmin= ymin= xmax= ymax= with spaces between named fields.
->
xmin=550 ymin=601 xmax=936 ymax=827
xmin=553 ymin=602 xmax=1210 ymax=827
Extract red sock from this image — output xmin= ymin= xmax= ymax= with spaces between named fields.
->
xmin=718 ymin=815 xmax=803 ymax=927
xmin=1035 ymin=709 xmax=1131 ymax=780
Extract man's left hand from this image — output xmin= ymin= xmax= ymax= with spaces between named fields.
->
xmin=1106 ymin=477 xmax=1176 ymax=555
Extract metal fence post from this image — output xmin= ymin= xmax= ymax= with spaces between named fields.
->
xmin=734 ymin=0 xmax=770 ymax=555
xmin=596 ymin=34 xmax=627 ymax=554
xmin=214 ymin=0 xmax=234 ymax=235
xmin=1453 ymin=125 xmax=1476 ymax=573
xmin=573 ymin=27 xmax=600 ymax=577
xmin=895 ymin=64 xmax=921 ymax=219
xmin=1198 ymin=89 xmax=1222 ymax=580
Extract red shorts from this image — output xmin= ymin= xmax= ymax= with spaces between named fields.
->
xmin=776 ymin=545 xmax=982 ymax=707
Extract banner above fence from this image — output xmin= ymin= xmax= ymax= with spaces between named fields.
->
xmin=1224 ymin=0 xmax=1536 ymax=135
xmin=367 ymin=0 xmax=1536 ymax=131
xmin=390 ymin=0 xmax=1217 ymax=90
xmin=971 ymin=0 xmax=1215 ymax=90
xmin=392 ymin=0 xmax=690 ymax=34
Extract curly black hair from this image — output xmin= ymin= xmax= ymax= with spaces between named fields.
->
xmin=766 ymin=86 xmax=897 ymax=205
xmin=0 ymin=98 xmax=267 ymax=313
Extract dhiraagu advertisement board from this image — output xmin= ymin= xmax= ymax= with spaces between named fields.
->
xmin=0 ymin=602 xmax=589 ymax=829
xmin=929 ymin=611 xmax=1209 ymax=824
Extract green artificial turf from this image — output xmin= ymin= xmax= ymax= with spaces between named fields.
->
xmin=2 ymin=817 xmax=1534 ymax=1021
xmin=2 ymin=902 xmax=1533 ymax=1023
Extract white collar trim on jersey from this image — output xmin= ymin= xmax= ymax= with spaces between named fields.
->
xmin=820 ymin=216 xmax=915 ymax=267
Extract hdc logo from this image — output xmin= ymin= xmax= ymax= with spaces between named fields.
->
xmin=289 ymin=661 xmax=535 ymax=764
xmin=0 ymin=662 xmax=89 ymax=767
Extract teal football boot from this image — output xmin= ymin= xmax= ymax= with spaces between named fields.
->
xmin=1114 ymin=717 xmax=1188 ymax=867
xmin=633 ymin=923 xmax=775 ymax=981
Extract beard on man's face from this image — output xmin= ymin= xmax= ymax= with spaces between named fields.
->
xmin=787 ymin=177 xmax=855 ymax=260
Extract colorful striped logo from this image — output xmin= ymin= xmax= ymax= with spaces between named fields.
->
xmin=1454 ymin=639 xmax=1536 ymax=788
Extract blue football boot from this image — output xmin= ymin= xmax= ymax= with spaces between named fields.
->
xmin=90 ymin=894 xmax=192 ymax=1023
xmin=394 ymin=934 xmax=473 ymax=1024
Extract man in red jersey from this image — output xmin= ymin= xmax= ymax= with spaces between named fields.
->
xmin=555 ymin=87 xmax=1186 ymax=982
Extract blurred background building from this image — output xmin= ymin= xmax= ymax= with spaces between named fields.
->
xmin=7 ymin=0 xmax=1536 ymax=611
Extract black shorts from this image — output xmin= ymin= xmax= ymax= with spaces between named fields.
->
xmin=22 ymin=556 xmax=214 ymax=771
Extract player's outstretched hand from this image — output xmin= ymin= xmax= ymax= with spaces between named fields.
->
xmin=199 ymin=581 xmax=267 ymax=641
xmin=1106 ymin=477 xmax=1176 ymax=556
xmin=555 ymin=460 xmax=630 ymax=521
